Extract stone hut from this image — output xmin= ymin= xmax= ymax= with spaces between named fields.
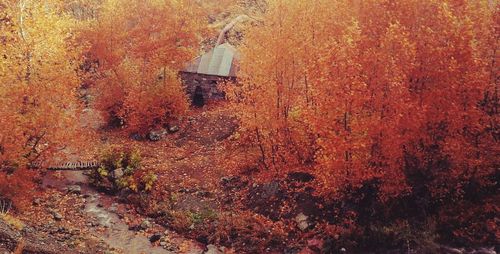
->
xmin=180 ymin=43 xmax=239 ymax=106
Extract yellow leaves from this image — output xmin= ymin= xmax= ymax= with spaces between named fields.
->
xmin=128 ymin=180 xmax=138 ymax=192
xmin=0 ymin=213 xmax=25 ymax=231
xmin=343 ymin=19 xmax=361 ymax=48
xmin=142 ymin=172 xmax=158 ymax=192
xmin=0 ymin=0 xmax=82 ymax=165
xmin=97 ymin=167 xmax=109 ymax=177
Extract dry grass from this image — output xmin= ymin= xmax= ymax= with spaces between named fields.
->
xmin=0 ymin=213 xmax=25 ymax=231
xmin=0 ymin=200 xmax=25 ymax=230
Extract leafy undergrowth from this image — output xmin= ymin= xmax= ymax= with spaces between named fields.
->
xmin=109 ymin=103 xmax=496 ymax=254
xmin=0 ymin=213 xmax=24 ymax=231
xmin=4 ymin=103 xmax=496 ymax=254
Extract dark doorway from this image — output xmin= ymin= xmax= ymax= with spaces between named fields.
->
xmin=193 ymin=86 xmax=205 ymax=107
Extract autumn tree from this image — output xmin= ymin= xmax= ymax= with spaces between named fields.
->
xmin=0 ymin=0 xmax=83 ymax=207
xmin=82 ymin=0 xmax=205 ymax=134
xmin=228 ymin=0 xmax=361 ymax=177
xmin=352 ymin=0 xmax=499 ymax=200
xmin=0 ymin=0 xmax=83 ymax=166
xmin=230 ymin=0 xmax=498 ymax=243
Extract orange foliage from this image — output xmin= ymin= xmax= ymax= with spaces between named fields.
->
xmin=0 ymin=0 xmax=83 ymax=167
xmin=0 ymin=0 xmax=85 ymax=209
xmin=82 ymin=0 xmax=206 ymax=133
xmin=229 ymin=0 xmax=498 ymax=201
xmin=0 ymin=168 xmax=35 ymax=210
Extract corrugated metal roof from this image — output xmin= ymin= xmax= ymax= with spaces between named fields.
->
xmin=183 ymin=43 xmax=239 ymax=77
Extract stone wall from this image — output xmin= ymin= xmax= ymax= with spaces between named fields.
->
xmin=180 ymin=72 xmax=235 ymax=105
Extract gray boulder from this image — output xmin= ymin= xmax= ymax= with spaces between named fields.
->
xmin=140 ymin=220 xmax=151 ymax=230
xmin=168 ymin=125 xmax=180 ymax=133
xmin=148 ymin=131 xmax=162 ymax=141
xmin=295 ymin=213 xmax=309 ymax=231
xmin=66 ymin=185 xmax=81 ymax=194
xmin=113 ymin=168 xmax=124 ymax=179
xmin=205 ymin=244 xmax=224 ymax=254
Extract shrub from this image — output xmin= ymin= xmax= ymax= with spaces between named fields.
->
xmin=231 ymin=1 xmax=498 ymax=249
xmin=209 ymin=211 xmax=287 ymax=252
xmin=83 ymin=0 xmax=202 ymax=134
xmin=0 ymin=168 xmax=35 ymax=211
xmin=162 ymin=209 xmax=286 ymax=252
xmin=0 ymin=199 xmax=24 ymax=231
xmin=0 ymin=213 xmax=25 ymax=231
xmin=89 ymin=146 xmax=157 ymax=193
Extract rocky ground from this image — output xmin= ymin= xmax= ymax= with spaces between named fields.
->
xmin=0 ymin=189 xmax=115 ymax=254
xmin=1 ymin=169 xmax=209 ymax=254
xmin=1 ymin=103 xmax=498 ymax=254
xmin=1 ymin=105 xmax=233 ymax=254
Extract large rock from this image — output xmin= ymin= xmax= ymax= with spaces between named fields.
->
xmin=113 ymin=168 xmax=124 ymax=179
xmin=168 ymin=125 xmax=180 ymax=133
xmin=66 ymin=185 xmax=81 ymax=194
xmin=140 ymin=220 xmax=151 ymax=230
xmin=149 ymin=233 xmax=161 ymax=243
xmin=0 ymin=221 xmax=18 ymax=251
xmin=0 ymin=221 xmax=68 ymax=253
xmin=295 ymin=213 xmax=309 ymax=231
xmin=148 ymin=131 xmax=162 ymax=141
xmin=204 ymin=244 xmax=224 ymax=254
xmin=245 ymin=181 xmax=284 ymax=220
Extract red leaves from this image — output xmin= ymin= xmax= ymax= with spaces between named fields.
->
xmin=82 ymin=0 xmax=204 ymax=134
xmin=232 ymin=0 xmax=498 ymax=203
xmin=0 ymin=168 xmax=36 ymax=210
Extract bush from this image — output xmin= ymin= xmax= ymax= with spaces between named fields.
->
xmin=0 ymin=168 xmax=35 ymax=211
xmin=83 ymin=0 xmax=201 ymax=134
xmin=89 ymin=146 xmax=157 ymax=193
xmin=209 ymin=211 xmax=287 ymax=252
xmin=0 ymin=213 xmax=25 ymax=231
xmin=161 ymin=209 xmax=286 ymax=252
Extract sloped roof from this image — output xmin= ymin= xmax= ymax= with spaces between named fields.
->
xmin=183 ymin=43 xmax=239 ymax=77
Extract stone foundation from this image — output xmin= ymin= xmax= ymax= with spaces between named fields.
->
xmin=180 ymin=72 xmax=235 ymax=105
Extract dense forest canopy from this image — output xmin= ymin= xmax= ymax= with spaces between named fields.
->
xmin=0 ymin=0 xmax=498 ymax=253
